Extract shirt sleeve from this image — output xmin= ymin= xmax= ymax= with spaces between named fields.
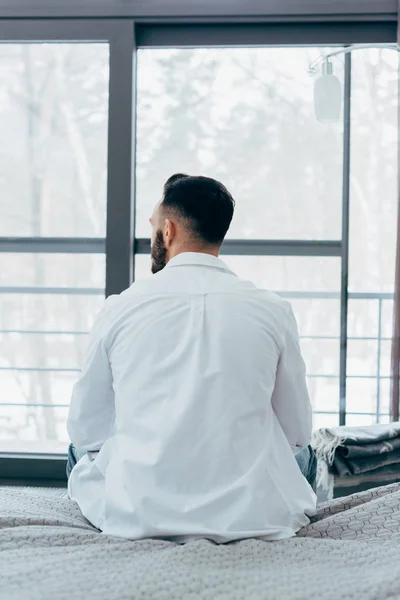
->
xmin=67 ymin=297 xmax=117 ymax=451
xmin=271 ymin=303 xmax=313 ymax=451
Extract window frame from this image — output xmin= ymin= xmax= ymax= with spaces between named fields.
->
xmin=0 ymin=0 xmax=396 ymax=20
xmin=0 ymin=15 xmax=396 ymax=484
xmin=0 ymin=19 xmax=136 ymax=484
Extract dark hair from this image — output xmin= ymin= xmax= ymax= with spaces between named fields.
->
xmin=161 ymin=174 xmax=235 ymax=245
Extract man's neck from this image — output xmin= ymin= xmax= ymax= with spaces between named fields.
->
xmin=168 ymin=246 xmax=220 ymax=261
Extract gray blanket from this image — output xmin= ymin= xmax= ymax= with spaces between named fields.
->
xmin=339 ymin=435 xmax=400 ymax=458
xmin=1 ymin=484 xmax=400 ymax=599
xmin=333 ymin=446 xmax=400 ymax=476
xmin=313 ymin=423 xmax=400 ymax=495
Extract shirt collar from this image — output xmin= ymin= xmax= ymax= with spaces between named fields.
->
xmin=166 ymin=252 xmax=234 ymax=274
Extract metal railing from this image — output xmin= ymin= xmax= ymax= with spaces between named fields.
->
xmin=0 ymin=285 xmax=394 ymax=425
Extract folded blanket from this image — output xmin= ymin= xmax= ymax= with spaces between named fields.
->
xmin=334 ymin=467 xmax=400 ymax=489
xmin=333 ymin=446 xmax=400 ymax=476
xmin=339 ymin=435 xmax=400 ymax=458
xmin=312 ymin=422 xmax=400 ymax=498
xmin=332 ymin=461 xmax=400 ymax=481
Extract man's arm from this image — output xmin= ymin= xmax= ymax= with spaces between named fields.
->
xmin=271 ymin=303 xmax=312 ymax=450
xmin=67 ymin=298 xmax=116 ymax=451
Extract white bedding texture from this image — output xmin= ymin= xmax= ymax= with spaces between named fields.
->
xmin=0 ymin=483 xmax=400 ymax=599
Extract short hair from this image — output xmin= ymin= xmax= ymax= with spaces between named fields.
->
xmin=161 ymin=174 xmax=235 ymax=245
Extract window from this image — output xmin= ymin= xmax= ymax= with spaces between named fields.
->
xmin=0 ymin=254 xmax=105 ymax=452
xmin=0 ymin=44 xmax=109 ymax=237
xmin=136 ymin=47 xmax=343 ymax=240
xmin=0 ymin=18 xmax=397 ymax=464
xmin=136 ymin=46 xmax=345 ymax=428
xmin=0 ymin=42 xmax=109 ymax=453
xmin=136 ymin=42 xmax=397 ymax=429
xmin=347 ymin=48 xmax=398 ymax=424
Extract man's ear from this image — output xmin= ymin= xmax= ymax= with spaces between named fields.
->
xmin=164 ymin=218 xmax=176 ymax=247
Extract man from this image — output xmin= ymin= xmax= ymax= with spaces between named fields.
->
xmin=67 ymin=174 xmax=317 ymax=542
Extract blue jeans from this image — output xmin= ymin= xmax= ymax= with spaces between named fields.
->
xmin=66 ymin=444 xmax=86 ymax=479
xmin=67 ymin=444 xmax=317 ymax=490
xmin=295 ymin=445 xmax=317 ymax=491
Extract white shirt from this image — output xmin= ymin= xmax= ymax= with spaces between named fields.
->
xmin=68 ymin=252 xmax=316 ymax=542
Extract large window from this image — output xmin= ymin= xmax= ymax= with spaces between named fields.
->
xmin=136 ymin=47 xmax=343 ymax=240
xmin=0 ymin=18 xmax=397 ymax=460
xmin=0 ymin=255 xmax=105 ymax=452
xmin=135 ymin=46 xmax=345 ymax=429
xmin=347 ymin=48 xmax=397 ymax=425
xmin=0 ymin=44 xmax=109 ymax=237
xmin=135 ymin=43 xmax=397 ymax=430
xmin=0 ymin=41 xmax=109 ymax=452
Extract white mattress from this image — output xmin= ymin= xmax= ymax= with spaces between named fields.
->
xmin=2 ymin=486 xmax=68 ymax=498
xmin=1 ymin=482 xmax=400 ymax=599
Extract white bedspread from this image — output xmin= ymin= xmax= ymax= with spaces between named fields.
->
xmin=1 ymin=483 xmax=400 ymax=599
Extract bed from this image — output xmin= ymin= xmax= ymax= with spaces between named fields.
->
xmin=1 ymin=483 xmax=400 ymax=599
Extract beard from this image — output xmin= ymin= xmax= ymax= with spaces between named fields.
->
xmin=151 ymin=229 xmax=168 ymax=274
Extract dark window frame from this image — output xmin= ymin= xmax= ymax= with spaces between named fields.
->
xmin=0 ymin=0 xmax=396 ymax=20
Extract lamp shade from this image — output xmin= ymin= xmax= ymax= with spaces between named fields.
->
xmin=314 ymin=73 xmax=342 ymax=123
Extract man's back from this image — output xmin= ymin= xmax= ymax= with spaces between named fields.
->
xmin=68 ymin=253 xmax=316 ymax=541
